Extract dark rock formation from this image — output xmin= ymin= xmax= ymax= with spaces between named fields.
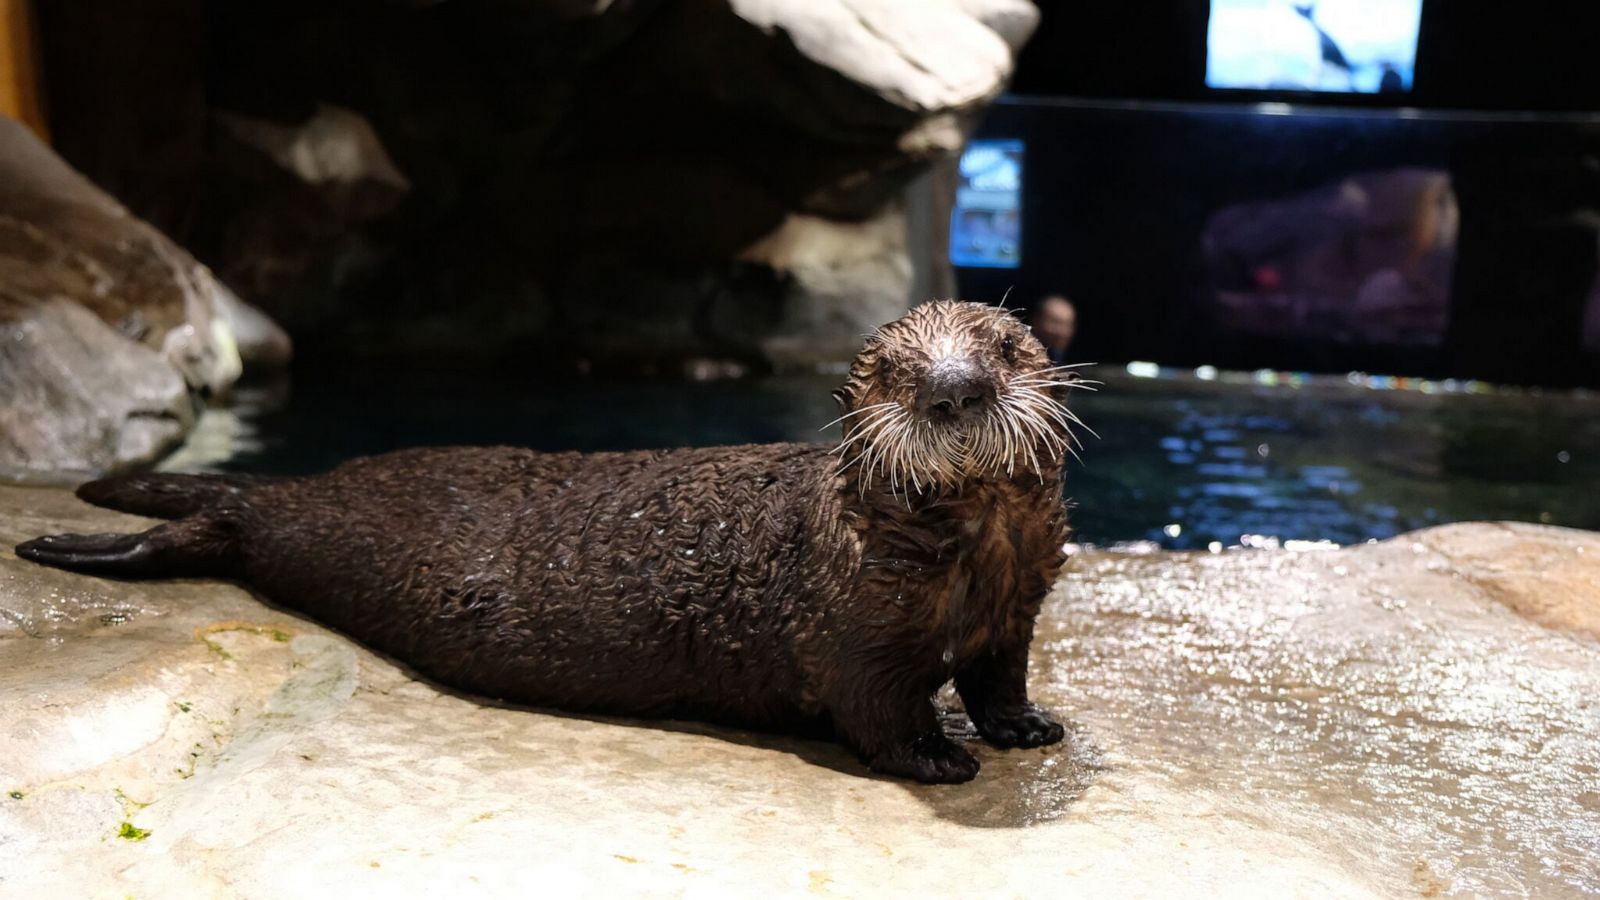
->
xmin=0 ymin=116 xmax=287 ymax=480
xmin=42 ymin=0 xmax=1037 ymax=369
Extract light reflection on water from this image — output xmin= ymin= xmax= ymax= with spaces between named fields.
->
xmin=1065 ymin=371 xmax=1600 ymax=548
xmin=187 ymin=365 xmax=1600 ymax=549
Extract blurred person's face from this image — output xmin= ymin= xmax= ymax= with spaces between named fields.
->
xmin=1035 ymin=298 xmax=1076 ymax=351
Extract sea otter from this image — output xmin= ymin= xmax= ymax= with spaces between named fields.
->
xmin=17 ymin=301 xmax=1086 ymax=784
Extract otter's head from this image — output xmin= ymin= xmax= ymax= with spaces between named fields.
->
xmin=831 ymin=300 xmax=1088 ymax=494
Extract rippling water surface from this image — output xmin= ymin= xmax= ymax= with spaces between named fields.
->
xmin=182 ymin=365 xmax=1600 ymax=548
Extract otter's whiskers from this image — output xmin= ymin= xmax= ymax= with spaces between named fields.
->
xmin=833 ymin=376 xmax=1091 ymax=495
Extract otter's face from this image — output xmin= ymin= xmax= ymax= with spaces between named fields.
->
xmin=831 ymin=300 xmax=1087 ymax=493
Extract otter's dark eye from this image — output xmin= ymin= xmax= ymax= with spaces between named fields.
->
xmin=1000 ymin=335 xmax=1016 ymax=362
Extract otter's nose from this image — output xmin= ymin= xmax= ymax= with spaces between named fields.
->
xmin=921 ymin=359 xmax=991 ymax=418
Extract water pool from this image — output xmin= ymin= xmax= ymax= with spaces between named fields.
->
xmin=178 ymin=364 xmax=1600 ymax=549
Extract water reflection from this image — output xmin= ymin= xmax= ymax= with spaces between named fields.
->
xmin=1068 ymin=371 xmax=1600 ymax=548
xmin=186 ymin=364 xmax=1600 ymax=549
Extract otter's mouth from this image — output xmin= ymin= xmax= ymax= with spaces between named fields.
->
xmin=832 ymin=372 xmax=1092 ymax=495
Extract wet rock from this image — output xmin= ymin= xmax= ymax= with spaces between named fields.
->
xmin=0 ymin=116 xmax=289 ymax=479
xmin=2 ymin=486 xmax=1595 ymax=896
xmin=0 ymin=301 xmax=192 ymax=479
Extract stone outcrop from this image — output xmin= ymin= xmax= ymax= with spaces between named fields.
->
xmin=2 ymin=483 xmax=1595 ymax=897
xmin=0 ymin=116 xmax=288 ymax=481
xmin=0 ymin=300 xmax=192 ymax=480
xmin=46 ymin=0 xmax=1036 ymax=368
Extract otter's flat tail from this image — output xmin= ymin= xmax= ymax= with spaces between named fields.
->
xmin=16 ymin=518 xmax=237 ymax=579
xmin=76 ymin=472 xmax=280 ymax=519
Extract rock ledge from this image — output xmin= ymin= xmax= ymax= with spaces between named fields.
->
xmin=2 ymin=486 xmax=1596 ymax=897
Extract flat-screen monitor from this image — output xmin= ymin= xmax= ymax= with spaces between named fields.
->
xmin=950 ymin=139 xmax=1023 ymax=269
xmin=1206 ymin=0 xmax=1423 ymax=94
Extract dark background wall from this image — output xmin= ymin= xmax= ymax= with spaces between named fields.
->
xmin=1011 ymin=1 xmax=1600 ymax=112
xmin=970 ymin=1 xmax=1600 ymax=386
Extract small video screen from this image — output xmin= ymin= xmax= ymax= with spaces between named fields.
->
xmin=1207 ymin=0 xmax=1424 ymax=94
xmin=950 ymin=139 xmax=1023 ymax=268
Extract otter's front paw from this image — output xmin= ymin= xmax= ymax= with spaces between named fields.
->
xmin=974 ymin=705 xmax=1065 ymax=749
xmin=869 ymin=734 xmax=980 ymax=784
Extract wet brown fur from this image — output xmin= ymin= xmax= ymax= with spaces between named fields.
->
xmin=18 ymin=301 xmax=1075 ymax=783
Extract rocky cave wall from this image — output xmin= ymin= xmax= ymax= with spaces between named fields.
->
xmin=39 ymin=0 xmax=1038 ymax=370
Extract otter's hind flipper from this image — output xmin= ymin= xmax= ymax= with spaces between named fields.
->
xmin=77 ymin=473 xmax=280 ymax=519
xmin=16 ymin=518 xmax=239 ymax=579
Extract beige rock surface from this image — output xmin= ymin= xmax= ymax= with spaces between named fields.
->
xmin=1 ymin=485 xmax=1596 ymax=898
xmin=1413 ymin=520 xmax=1600 ymax=640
